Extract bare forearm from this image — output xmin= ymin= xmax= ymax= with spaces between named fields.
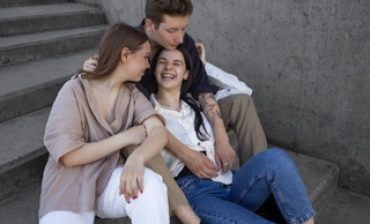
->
xmin=61 ymin=132 xmax=132 ymax=167
xmin=199 ymin=92 xmax=229 ymax=143
xmin=165 ymin=130 xmax=192 ymax=161
xmin=131 ymin=126 xmax=167 ymax=163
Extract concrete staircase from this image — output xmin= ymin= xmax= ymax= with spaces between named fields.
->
xmin=0 ymin=1 xmax=359 ymax=224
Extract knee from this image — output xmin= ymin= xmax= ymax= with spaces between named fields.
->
xmin=259 ymin=148 xmax=295 ymax=170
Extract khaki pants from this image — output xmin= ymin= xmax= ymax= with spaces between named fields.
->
xmin=218 ymin=94 xmax=267 ymax=163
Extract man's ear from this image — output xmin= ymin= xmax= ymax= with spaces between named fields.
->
xmin=184 ymin=70 xmax=189 ymax=80
xmin=121 ymin=47 xmax=131 ymax=62
xmin=144 ymin=18 xmax=156 ymax=32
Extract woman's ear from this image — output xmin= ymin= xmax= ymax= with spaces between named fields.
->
xmin=183 ymin=70 xmax=189 ymax=80
xmin=121 ymin=47 xmax=130 ymax=62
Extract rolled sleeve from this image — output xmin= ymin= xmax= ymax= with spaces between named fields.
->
xmin=44 ymin=82 xmax=86 ymax=165
xmin=132 ymin=88 xmax=158 ymax=125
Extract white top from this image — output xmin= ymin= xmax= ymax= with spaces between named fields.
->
xmin=150 ymin=94 xmax=233 ymax=185
xmin=205 ymin=62 xmax=253 ymax=100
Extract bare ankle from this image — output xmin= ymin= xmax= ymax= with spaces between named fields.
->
xmin=175 ymin=204 xmax=201 ymax=224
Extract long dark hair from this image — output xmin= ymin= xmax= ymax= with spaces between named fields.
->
xmin=80 ymin=23 xmax=148 ymax=79
xmin=142 ymin=46 xmax=209 ymax=141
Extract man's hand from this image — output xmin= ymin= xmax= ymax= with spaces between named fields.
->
xmin=182 ymin=149 xmax=218 ymax=179
xmin=214 ymin=140 xmax=236 ymax=173
xmin=83 ymin=55 xmax=98 ymax=72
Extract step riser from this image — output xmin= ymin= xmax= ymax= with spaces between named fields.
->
xmin=0 ymin=77 xmax=68 ymax=122
xmin=0 ymin=12 xmax=106 ymax=36
xmin=0 ymin=33 xmax=103 ymax=67
xmin=0 ymin=153 xmax=47 ymax=200
xmin=0 ymin=0 xmax=68 ymax=8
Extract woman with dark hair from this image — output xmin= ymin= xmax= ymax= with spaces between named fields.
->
xmin=38 ymin=23 xmax=169 ymax=224
xmin=143 ymin=46 xmax=316 ymax=224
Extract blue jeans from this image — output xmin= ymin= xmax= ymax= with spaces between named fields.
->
xmin=176 ymin=148 xmax=315 ymax=224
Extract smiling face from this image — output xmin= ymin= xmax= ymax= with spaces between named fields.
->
xmin=124 ymin=41 xmax=151 ymax=82
xmin=154 ymin=49 xmax=189 ymax=92
xmin=146 ymin=15 xmax=189 ymax=50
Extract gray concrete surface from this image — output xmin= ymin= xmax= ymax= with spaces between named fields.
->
xmin=0 ymin=25 xmax=107 ymax=66
xmin=97 ymin=0 xmax=370 ymax=197
xmin=0 ymin=3 xmax=106 ymax=36
xmin=0 ymin=49 xmax=94 ymax=122
xmin=0 ymin=0 xmax=67 ymax=8
xmin=317 ymin=187 xmax=370 ymax=224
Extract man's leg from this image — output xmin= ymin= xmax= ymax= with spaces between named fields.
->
xmin=218 ymin=94 xmax=267 ymax=163
xmin=122 ymin=146 xmax=189 ymax=214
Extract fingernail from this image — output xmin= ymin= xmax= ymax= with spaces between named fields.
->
xmin=133 ymin=196 xmax=138 ymax=200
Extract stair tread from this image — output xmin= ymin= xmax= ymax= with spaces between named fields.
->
xmin=0 ymin=3 xmax=101 ymax=20
xmin=0 ymin=25 xmax=108 ymax=49
xmin=286 ymin=151 xmax=339 ymax=205
xmin=0 ymin=108 xmax=49 ymax=174
xmin=0 ymin=49 xmax=94 ymax=97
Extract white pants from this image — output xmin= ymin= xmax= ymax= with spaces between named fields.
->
xmin=40 ymin=167 xmax=169 ymax=224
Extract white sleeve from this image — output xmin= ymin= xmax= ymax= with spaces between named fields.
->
xmin=205 ymin=63 xmax=253 ymax=100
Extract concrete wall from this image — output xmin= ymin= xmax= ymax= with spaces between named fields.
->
xmin=92 ymin=0 xmax=370 ymax=196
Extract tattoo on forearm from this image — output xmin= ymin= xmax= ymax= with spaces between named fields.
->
xmin=199 ymin=93 xmax=222 ymax=125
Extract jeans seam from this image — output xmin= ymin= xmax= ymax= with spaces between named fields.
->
xmin=233 ymin=172 xmax=267 ymax=206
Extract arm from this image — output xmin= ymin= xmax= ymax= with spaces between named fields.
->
xmin=199 ymin=91 xmax=236 ymax=173
xmin=166 ymin=130 xmax=218 ymax=178
xmin=119 ymin=115 xmax=168 ymax=201
xmin=184 ymin=36 xmax=236 ymax=172
xmin=60 ymin=125 xmax=147 ymax=167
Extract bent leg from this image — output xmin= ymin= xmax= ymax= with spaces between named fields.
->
xmin=122 ymin=146 xmax=189 ymax=214
xmin=147 ymin=154 xmax=189 ymax=214
xmin=194 ymin=196 xmax=272 ymax=224
xmin=96 ymin=166 xmax=169 ymax=224
xmin=218 ymin=94 xmax=267 ymax=163
xmin=230 ymin=148 xmax=315 ymax=224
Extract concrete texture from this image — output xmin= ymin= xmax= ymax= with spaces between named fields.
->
xmin=317 ymin=188 xmax=370 ymax=224
xmin=0 ymin=49 xmax=94 ymax=122
xmin=0 ymin=0 xmax=67 ymax=8
xmin=99 ymin=0 xmax=370 ymax=196
xmin=0 ymin=3 xmax=106 ymax=36
xmin=0 ymin=108 xmax=49 ymax=174
xmin=286 ymin=151 xmax=339 ymax=210
xmin=0 ymin=25 xmax=107 ymax=66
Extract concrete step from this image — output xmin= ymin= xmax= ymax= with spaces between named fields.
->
xmin=0 ymin=3 xmax=106 ymax=36
xmin=316 ymin=187 xmax=370 ymax=224
xmin=0 ymin=0 xmax=68 ymax=8
xmin=0 ymin=49 xmax=95 ymax=123
xmin=0 ymin=25 xmax=107 ymax=67
xmin=285 ymin=151 xmax=339 ymax=210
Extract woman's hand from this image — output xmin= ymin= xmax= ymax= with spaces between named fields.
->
xmin=195 ymin=42 xmax=207 ymax=65
xmin=123 ymin=125 xmax=148 ymax=146
xmin=119 ymin=153 xmax=145 ymax=203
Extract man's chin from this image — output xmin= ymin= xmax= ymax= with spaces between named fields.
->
xmin=164 ymin=44 xmax=178 ymax=50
